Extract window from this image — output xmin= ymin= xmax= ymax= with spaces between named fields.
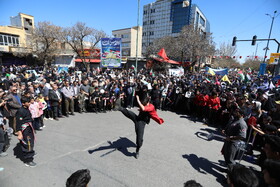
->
xmin=150 ymin=20 xmax=155 ymax=24
xmin=15 ymin=38 xmax=19 ymax=46
xmin=3 ymin=36 xmax=8 ymax=45
xmin=151 ymin=9 xmax=155 ymax=13
xmin=143 ymin=32 xmax=146 ymax=36
xmin=8 ymin=36 xmax=12 ymax=44
xmin=143 ymin=21 xmax=147 ymax=26
xmin=122 ymin=42 xmax=130 ymax=47
xmin=200 ymin=17 xmax=206 ymax=26
xmin=149 ymin=31 xmax=154 ymax=36
xmin=143 ymin=10 xmax=147 ymax=15
xmin=0 ymin=35 xmax=3 ymax=45
xmin=121 ymin=34 xmax=129 ymax=39
xmin=0 ymin=33 xmax=20 ymax=46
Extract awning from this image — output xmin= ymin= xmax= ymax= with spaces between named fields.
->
xmin=75 ymin=59 xmax=100 ymax=63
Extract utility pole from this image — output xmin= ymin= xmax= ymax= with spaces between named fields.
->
xmin=135 ymin=0 xmax=140 ymax=74
xmin=263 ymin=10 xmax=277 ymax=63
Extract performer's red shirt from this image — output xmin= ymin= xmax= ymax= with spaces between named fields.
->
xmin=144 ymin=104 xmax=164 ymax=124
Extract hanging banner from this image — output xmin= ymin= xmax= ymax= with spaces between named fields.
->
xmin=258 ymin=63 xmax=267 ymax=76
xmin=101 ymin=38 xmax=122 ymax=68
xmin=169 ymin=67 xmax=184 ymax=76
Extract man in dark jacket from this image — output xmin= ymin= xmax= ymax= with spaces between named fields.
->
xmin=48 ymin=83 xmax=62 ymax=120
xmin=6 ymin=86 xmax=22 ymax=132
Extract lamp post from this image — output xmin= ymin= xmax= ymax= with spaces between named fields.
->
xmin=135 ymin=0 xmax=140 ymax=73
xmin=263 ymin=10 xmax=277 ymax=63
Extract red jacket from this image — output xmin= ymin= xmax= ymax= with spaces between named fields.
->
xmin=208 ymin=96 xmax=221 ymax=110
xmin=144 ymin=104 xmax=164 ymax=124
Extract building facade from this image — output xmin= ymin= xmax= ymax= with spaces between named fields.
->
xmin=142 ymin=0 xmax=210 ymax=53
xmin=112 ymin=26 xmax=142 ymax=60
xmin=0 ymin=13 xmax=34 ymax=54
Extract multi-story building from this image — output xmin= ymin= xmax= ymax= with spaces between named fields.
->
xmin=142 ymin=0 xmax=210 ymax=53
xmin=0 ymin=13 xmax=34 ymax=54
xmin=112 ymin=26 xmax=142 ymax=61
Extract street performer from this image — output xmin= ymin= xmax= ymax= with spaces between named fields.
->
xmin=117 ymin=95 xmax=164 ymax=159
xmin=16 ymin=96 xmax=37 ymax=167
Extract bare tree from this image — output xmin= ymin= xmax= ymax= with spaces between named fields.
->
xmin=144 ymin=25 xmax=215 ymax=71
xmin=89 ymin=29 xmax=108 ymax=49
xmin=216 ymin=42 xmax=237 ymax=57
xmin=62 ymin=22 xmax=108 ymax=71
xmin=212 ymin=42 xmax=240 ymax=68
xmin=31 ymin=21 xmax=62 ymax=67
xmin=62 ymin=22 xmax=93 ymax=70
xmin=242 ymin=58 xmax=262 ymax=71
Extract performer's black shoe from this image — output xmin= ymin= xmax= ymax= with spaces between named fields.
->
xmin=135 ymin=152 xmax=139 ymax=159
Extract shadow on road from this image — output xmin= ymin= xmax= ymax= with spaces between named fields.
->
xmin=182 ymin=154 xmax=227 ymax=186
xmin=88 ymin=137 xmax=136 ymax=158
xmin=195 ymin=128 xmax=225 ymax=143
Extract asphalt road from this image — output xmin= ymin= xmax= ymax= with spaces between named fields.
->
xmin=0 ymin=109 xmax=259 ymax=187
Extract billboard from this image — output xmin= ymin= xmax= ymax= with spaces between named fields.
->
xmin=269 ymin=53 xmax=280 ymax=64
xmin=100 ymin=38 xmax=122 ymax=68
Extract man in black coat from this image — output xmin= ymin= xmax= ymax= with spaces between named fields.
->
xmin=48 ymin=83 xmax=62 ymax=120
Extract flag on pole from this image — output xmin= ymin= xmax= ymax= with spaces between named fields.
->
xmin=205 ymin=77 xmax=211 ymax=83
xmin=221 ymin=75 xmax=231 ymax=84
xmin=208 ymin=68 xmax=216 ymax=76
xmin=238 ymin=70 xmax=245 ymax=81
xmin=158 ymin=48 xmax=169 ymax=60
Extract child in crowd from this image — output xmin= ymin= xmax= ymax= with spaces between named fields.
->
xmin=29 ymin=97 xmax=41 ymax=131
xmin=44 ymin=96 xmax=53 ymax=120
xmin=36 ymin=95 xmax=45 ymax=128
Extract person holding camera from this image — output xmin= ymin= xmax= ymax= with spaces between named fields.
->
xmin=6 ymin=86 xmax=22 ymax=133
xmin=0 ymin=89 xmax=9 ymax=157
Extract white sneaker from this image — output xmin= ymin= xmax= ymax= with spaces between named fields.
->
xmin=42 ymin=125 xmax=46 ymax=128
xmin=49 ymin=118 xmax=54 ymax=121
xmin=44 ymin=117 xmax=48 ymax=120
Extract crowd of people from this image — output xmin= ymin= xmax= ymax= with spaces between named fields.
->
xmin=0 ymin=64 xmax=280 ymax=186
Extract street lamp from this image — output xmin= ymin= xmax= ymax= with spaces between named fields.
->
xmin=135 ymin=0 xmax=140 ymax=73
xmin=263 ymin=10 xmax=277 ymax=63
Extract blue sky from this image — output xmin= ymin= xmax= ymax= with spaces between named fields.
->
xmin=0 ymin=0 xmax=279 ymax=63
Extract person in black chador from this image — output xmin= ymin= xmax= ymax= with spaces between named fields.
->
xmin=117 ymin=95 xmax=164 ymax=159
xmin=16 ymin=96 xmax=36 ymax=167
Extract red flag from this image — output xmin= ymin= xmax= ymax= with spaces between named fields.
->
xmin=158 ymin=48 xmax=169 ymax=60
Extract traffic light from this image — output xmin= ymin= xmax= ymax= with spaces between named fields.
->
xmin=232 ymin=36 xmax=237 ymax=46
xmin=252 ymin=35 xmax=257 ymax=45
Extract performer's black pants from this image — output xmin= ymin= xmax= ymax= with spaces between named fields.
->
xmin=120 ymin=108 xmax=146 ymax=151
xmin=21 ymin=126 xmax=35 ymax=163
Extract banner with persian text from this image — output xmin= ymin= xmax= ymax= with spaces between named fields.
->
xmin=101 ymin=38 xmax=122 ymax=68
